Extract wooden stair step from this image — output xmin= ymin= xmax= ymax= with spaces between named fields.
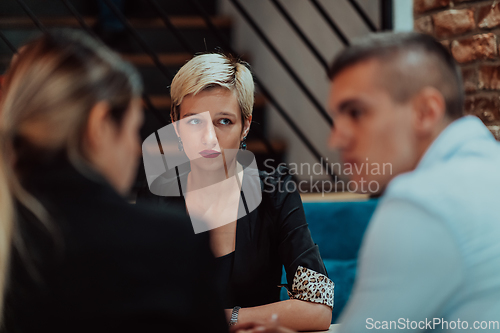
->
xmin=121 ymin=53 xmax=250 ymax=67
xmin=0 ymin=16 xmax=232 ymax=29
xmin=0 ymin=0 xmax=218 ymax=18
xmin=121 ymin=52 xmax=191 ymax=66
xmin=145 ymin=94 xmax=267 ymax=109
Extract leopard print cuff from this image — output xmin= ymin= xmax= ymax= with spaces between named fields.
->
xmin=286 ymin=266 xmax=334 ymax=309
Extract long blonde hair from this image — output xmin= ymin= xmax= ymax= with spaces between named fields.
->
xmin=0 ymin=30 xmax=142 ymax=320
xmin=0 ymin=149 xmax=13 ymax=323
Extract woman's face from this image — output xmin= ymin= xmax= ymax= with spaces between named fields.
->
xmin=176 ymin=87 xmax=251 ymax=172
xmin=95 ymin=98 xmax=144 ymax=195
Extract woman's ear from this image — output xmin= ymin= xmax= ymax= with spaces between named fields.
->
xmin=172 ymin=109 xmax=181 ymax=138
xmin=84 ymin=101 xmax=113 ymax=153
xmin=173 ymin=121 xmax=180 ymax=138
xmin=242 ymin=115 xmax=252 ymax=140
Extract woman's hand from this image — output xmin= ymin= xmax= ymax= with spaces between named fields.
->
xmin=225 ymin=308 xmax=234 ymax=322
xmin=229 ymin=315 xmax=297 ymax=333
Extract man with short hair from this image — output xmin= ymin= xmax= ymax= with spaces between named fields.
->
xmin=327 ymin=32 xmax=500 ymax=332
xmin=232 ymin=32 xmax=500 ymax=333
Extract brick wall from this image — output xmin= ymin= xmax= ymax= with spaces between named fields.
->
xmin=414 ymin=0 xmax=500 ymax=138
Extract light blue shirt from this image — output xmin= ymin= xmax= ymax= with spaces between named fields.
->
xmin=339 ymin=116 xmax=500 ymax=332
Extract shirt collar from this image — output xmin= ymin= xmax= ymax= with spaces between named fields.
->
xmin=416 ymin=116 xmax=493 ymax=170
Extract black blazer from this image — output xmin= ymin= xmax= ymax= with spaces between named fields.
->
xmin=137 ymin=163 xmax=328 ymax=309
xmin=3 ymin=158 xmax=228 ymax=333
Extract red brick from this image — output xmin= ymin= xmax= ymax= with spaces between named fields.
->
xmin=441 ymin=39 xmax=451 ymax=50
xmin=478 ymin=2 xmax=500 ymax=29
xmin=414 ymin=15 xmax=433 ymax=34
xmin=414 ymin=0 xmax=450 ymax=14
xmin=433 ymin=9 xmax=475 ymax=38
xmin=478 ymin=64 xmax=500 ymax=90
xmin=451 ymin=33 xmax=497 ymax=64
xmin=464 ymin=96 xmax=499 ymax=123
xmin=462 ymin=67 xmax=477 ymax=92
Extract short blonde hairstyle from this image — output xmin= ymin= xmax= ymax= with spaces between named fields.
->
xmin=170 ymin=53 xmax=255 ymax=123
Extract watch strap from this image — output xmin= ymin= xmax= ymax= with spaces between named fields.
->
xmin=229 ymin=306 xmax=241 ymax=326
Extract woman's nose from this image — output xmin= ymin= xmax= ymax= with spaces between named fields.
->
xmin=202 ymin=122 xmax=218 ymax=147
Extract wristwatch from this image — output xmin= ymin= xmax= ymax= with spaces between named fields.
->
xmin=229 ymin=306 xmax=241 ymax=326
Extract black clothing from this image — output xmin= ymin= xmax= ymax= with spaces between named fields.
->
xmin=137 ymin=164 xmax=328 ymax=309
xmin=3 ymin=158 xmax=228 ymax=333
xmin=214 ymin=251 xmax=235 ymax=307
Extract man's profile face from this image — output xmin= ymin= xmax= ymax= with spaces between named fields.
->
xmin=328 ymin=59 xmax=419 ymax=194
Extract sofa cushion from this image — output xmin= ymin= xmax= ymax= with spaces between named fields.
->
xmin=280 ymin=199 xmax=378 ymax=322
xmin=303 ymin=200 xmax=378 ymax=260
xmin=323 ymin=258 xmax=357 ymax=323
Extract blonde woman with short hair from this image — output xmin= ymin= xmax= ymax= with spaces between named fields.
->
xmin=138 ymin=53 xmax=334 ymax=331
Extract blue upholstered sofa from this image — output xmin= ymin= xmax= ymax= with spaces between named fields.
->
xmin=280 ymin=199 xmax=378 ymax=323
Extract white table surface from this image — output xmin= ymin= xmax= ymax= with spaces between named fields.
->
xmin=302 ymin=324 xmax=340 ymax=333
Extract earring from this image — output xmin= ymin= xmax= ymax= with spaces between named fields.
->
xmin=178 ymin=137 xmax=184 ymax=152
xmin=240 ymin=136 xmax=247 ymax=150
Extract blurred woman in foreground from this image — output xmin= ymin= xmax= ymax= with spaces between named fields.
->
xmin=0 ymin=31 xmax=227 ymax=332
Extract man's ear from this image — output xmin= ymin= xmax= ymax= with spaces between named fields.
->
xmin=84 ymin=101 xmax=112 ymax=152
xmin=412 ymin=87 xmax=446 ymax=137
xmin=242 ymin=115 xmax=252 ymax=139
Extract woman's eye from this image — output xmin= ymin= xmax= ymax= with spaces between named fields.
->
xmin=218 ymin=118 xmax=232 ymax=125
xmin=187 ymin=118 xmax=201 ymax=125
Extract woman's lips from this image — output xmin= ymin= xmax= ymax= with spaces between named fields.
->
xmin=199 ymin=150 xmax=221 ymax=158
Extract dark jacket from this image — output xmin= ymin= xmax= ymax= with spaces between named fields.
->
xmin=138 ymin=163 xmax=328 ymax=309
xmin=3 ymin=158 xmax=228 ymax=333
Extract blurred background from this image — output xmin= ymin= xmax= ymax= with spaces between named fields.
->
xmin=4 ymin=0 xmax=499 ymax=198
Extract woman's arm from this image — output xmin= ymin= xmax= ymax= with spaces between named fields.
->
xmin=268 ymin=166 xmax=334 ymax=330
xmin=227 ymin=300 xmax=331 ymax=331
